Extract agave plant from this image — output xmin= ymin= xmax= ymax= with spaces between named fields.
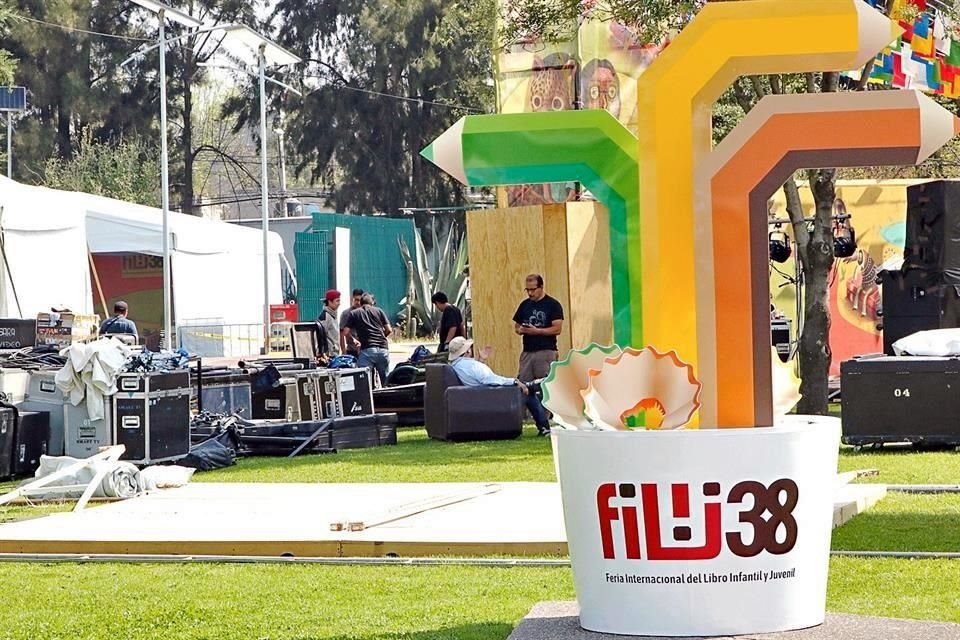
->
xmin=398 ymin=221 xmax=469 ymax=338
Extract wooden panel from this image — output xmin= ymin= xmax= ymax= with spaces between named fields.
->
xmin=467 ymin=206 xmax=548 ymax=376
xmin=566 ymin=201 xmax=613 ymax=349
xmin=468 ymin=203 xmax=614 ymax=376
xmin=542 ymin=204 xmax=572 ymax=359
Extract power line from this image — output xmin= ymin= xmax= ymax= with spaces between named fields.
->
xmin=302 ymin=74 xmax=485 ymax=113
xmin=9 ymin=15 xmax=486 ymax=113
xmin=12 ymin=14 xmax=150 ymax=42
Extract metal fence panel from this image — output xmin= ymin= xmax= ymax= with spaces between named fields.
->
xmin=293 ymin=229 xmax=331 ymax=321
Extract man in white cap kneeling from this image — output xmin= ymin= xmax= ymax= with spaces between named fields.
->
xmin=447 ymin=336 xmax=552 ymax=436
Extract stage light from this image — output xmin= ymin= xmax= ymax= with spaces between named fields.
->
xmin=769 ymin=226 xmax=792 ymax=263
xmin=833 ymin=217 xmax=857 ymax=258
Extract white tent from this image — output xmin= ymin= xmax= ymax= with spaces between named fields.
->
xmin=0 ymin=177 xmax=92 ymax=318
xmin=0 ymin=177 xmax=285 ymax=329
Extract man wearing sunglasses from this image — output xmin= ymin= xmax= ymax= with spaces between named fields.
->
xmin=512 ymin=273 xmax=564 ymax=381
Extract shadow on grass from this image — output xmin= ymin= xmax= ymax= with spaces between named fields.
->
xmin=841 ymin=443 xmax=960 ymax=456
xmin=297 ymin=623 xmax=515 ymax=640
xmin=833 ymin=510 xmax=960 ymax=552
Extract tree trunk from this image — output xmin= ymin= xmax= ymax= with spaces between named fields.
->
xmin=794 ymin=169 xmax=837 ymax=415
xmin=57 ymin=102 xmax=72 ymax=160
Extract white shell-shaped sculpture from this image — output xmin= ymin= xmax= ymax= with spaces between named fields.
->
xmin=771 ymin=347 xmax=801 ymax=416
xmin=582 ymin=347 xmax=702 ymax=430
xmin=541 ymin=343 xmax=623 ymax=429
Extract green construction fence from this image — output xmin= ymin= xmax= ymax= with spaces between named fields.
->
xmin=294 ymin=212 xmax=417 ymax=322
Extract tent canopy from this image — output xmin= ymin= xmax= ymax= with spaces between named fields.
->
xmin=83 ymin=192 xmax=283 ymax=256
xmin=0 ymin=176 xmax=285 ymax=327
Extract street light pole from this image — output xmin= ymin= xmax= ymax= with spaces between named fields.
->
xmin=6 ymin=114 xmax=11 ymax=178
xmin=197 ymin=58 xmax=301 ymax=351
xmin=216 ymin=25 xmax=300 ymax=355
xmin=130 ymin=0 xmax=202 ymax=350
xmin=259 ymin=44 xmax=271 ymax=354
xmin=158 ymin=11 xmax=173 ymax=350
xmin=276 ymin=114 xmax=288 ymax=219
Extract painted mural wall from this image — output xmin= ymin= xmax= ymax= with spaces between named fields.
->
xmin=495 ymin=3 xmax=665 ymax=206
xmin=768 ymin=179 xmax=922 ymax=377
xmin=89 ymin=254 xmax=163 ymax=346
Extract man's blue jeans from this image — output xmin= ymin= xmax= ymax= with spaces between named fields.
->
xmin=359 ymin=347 xmax=390 ymax=387
xmin=524 ymin=392 xmax=550 ymax=430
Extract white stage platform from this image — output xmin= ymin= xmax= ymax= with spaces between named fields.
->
xmin=0 ymin=480 xmax=886 ymax=557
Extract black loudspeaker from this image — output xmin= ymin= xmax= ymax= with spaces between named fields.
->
xmin=13 ymin=411 xmax=49 ymax=477
xmin=0 ymin=407 xmax=15 ymax=479
xmin=879 ymin=269 xmax=941 ymax=355
xmin=841 ymin=355 xmax=960 ymax=445
xmin=771 ymin=318 xmax=792 ymax=363
xmin=904 ymin=180 xmax=960 ymax=282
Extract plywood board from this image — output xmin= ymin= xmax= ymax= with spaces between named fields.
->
xmin=542 ymin=204 xmax=573 ymax=358
xmin=566 ymin=201 xmax=613 ymax=349
xmin=468 ymin=203 xmax=612 ymax=376
xmin=468 ymin=206 xmax=551 ymax=376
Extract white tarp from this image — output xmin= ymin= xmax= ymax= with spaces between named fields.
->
xmin=892 ymin=328 xmax=960 ymax=356
xmin=0 ymin=177 xmax=285 ymax=327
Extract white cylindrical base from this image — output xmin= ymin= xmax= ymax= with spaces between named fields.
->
xmin=553 ymin=417 xmax=840 ymax=637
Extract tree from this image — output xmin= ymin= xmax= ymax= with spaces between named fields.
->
xmin=240 ymin=0 xmax=497 ymax=213
xmin=5 ymin=1 xmax=156 ymax=178
xmin=161 ymin=1 xmax=260 ymax=214
xmin=43 ymin=128 xmax=160 ymax=205
xmin=0 ymin=3 xmax=18 ymax=85
xmin=500 ymin=0 xmax=951 ymax=416
xmin=4 ymin=2 xmax=259 ymax=214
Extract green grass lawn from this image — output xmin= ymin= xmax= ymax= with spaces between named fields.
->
xmin=0 ymin=501 xmax=81 ymax=524
xmin=838 ymin=446 xmax=960 ymax=485
xmin=832 ymin=493 xmax=960 ymax=552
xmin=0 ymin=427 xmax=959 ymax=638
xmin=0 ymin=558 xmax=955 ymax=640
xmin=194 ymin=426 xmax=960 ymax=486
xmin=196 ymin=427 xmax=557 ymax=484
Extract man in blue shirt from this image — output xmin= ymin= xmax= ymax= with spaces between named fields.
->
xmin=447 ymin=336 xmax=551 ymax=436
xmin=99 ymin=300 xmax=138 ymax=343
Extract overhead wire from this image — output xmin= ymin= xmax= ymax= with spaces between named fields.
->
xmin=11 ymin=14 xmax=151 ymax=42
xmin=9 ymin=15 xmax=487 ymax=114
xmin=301 ymin=74 xmax=485 ymax=113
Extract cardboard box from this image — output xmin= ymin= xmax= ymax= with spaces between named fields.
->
xmin=35 ymin=311 xmax=100 ymax=348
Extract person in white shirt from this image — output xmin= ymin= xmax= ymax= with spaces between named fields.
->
xmin=447 ymin=336 xmax=551 ymax=436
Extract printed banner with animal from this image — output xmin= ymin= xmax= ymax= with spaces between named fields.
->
xmin=768 ymin=181 xmax=917 ymax=378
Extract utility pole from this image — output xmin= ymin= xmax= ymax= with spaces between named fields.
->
xmin=275 ymin=112 xmax=288 ymax=217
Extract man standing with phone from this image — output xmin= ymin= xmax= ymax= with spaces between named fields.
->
xmin=512 ymin=273 xmax=564 ymax=381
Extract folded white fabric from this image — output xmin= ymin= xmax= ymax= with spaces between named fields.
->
xmin=892 ymin=328 xmax=960 ymax=357
xmin=54 ymin=338 xmax=133 ymax=420
xmin=140 ymin=465 xmax=195 ymax=490
xmin=25 ymin=454 xmax=143 ymax=500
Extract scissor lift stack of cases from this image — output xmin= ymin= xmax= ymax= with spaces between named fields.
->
xmin=112 ymin=370 xmax=191 ymax=465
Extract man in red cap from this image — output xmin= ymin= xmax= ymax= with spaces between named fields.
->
xmin=317 ymin=289 xmax=341 ymax=356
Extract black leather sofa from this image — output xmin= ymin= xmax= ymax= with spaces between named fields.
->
xmin=424 ymin=364 xmax=524 ymax=441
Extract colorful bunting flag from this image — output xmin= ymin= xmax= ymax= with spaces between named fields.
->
xmin=849 ymin=0 xmax=960 ymax=97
